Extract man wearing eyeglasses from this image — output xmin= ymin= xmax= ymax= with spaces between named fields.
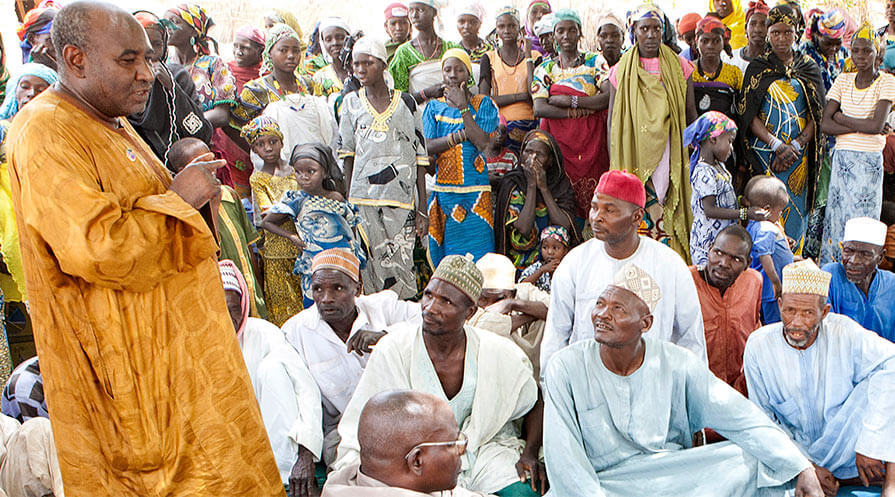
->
xmin=689 ymin=225 xmax=763 ymax=395
xmin=332 ymin=255 xmax=540 ymax=497
xmin=821 ymin=217 xmax=895 ymax=343
xmin=322 ymin=390 xmax=488 ymax=496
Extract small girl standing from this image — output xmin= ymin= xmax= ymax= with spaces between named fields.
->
xmin=684 ymin=111 xmax=766 ymax=265
xmin=245 ymin=116 xmax=303 ymax=326
xmin=519 ymin=225 xmax=570 ymax=293
xmin=262 ymin=143 xmax=365 ymax=308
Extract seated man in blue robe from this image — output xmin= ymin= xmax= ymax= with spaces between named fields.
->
xmin=745 ymin=259 xmax=895 ymax=497
xmin=821 ymin=217 xmax=895 ymax=343
xmin=542 ymin=262 xmax=824 ymax=497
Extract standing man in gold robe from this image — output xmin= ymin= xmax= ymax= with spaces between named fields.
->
xmin=5 ymin=2 xmax=284 ymax=495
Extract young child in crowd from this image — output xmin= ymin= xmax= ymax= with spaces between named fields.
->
xmin=684 ymin=111 xmax=767 ymax=266
xmin=245 ymin=116 xmax=303 ymax=326
xmin=519 ymin=225 xmax=570 ymax=292
xmin=743 ymin=175 xmax=793 ymax=324
xmin=486 ymin=118 xmax=518 ymax=186
xmin=262 ymin=142 xmax=365 ymax=308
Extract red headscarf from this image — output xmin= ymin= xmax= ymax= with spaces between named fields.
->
xmin=745 ymin=0 xmax=769 ymax=23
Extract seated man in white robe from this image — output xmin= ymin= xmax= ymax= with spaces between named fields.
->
xmin=323 ymin=390 xmax=491 ymax=496
xmin=333 ymin=255 xmax=540 ymax=496
xmin=220 ymin=260 xmax=323 ymax=493
xmin=541 ymin=170 xmax=706 ymax=374
xmin=543 ymin=262 xmax=824 ymax=497
xmin=745 ymin=259 xmax=895 ymax=497
xmin=282 ymin=249 xmax=421 ymax=465
xmin=471 ymin=253 xmax=549 ymax=379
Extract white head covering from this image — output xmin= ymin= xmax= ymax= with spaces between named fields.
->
xmin=782 ymin=259 xmax=832 ymax=298
xmin=533 ymin=13 xmax=556 ymax=36
xmin=842 ymin=217 xmax=887 ymax=247
xmin=611 ymin=263 xmax=662 ymax=313
xmin=476 ymin=253 xmax=517 ymax=291
xmin=457 ymin=2 xmax=486 ymax=21
xmin=597 ymin=12 xmax=626 ymax=34
xmin=352 ymin=36 xmax=388 ymax=64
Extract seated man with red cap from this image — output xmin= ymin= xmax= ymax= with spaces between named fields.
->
xmin=282 ymin=249 xmax=422 ymax=467
xmin=541 ymin=170 xmax=706 ymax=373
xmin=745 ymin=260 xmax=895 ymax=497
xmin=333 ymin=255 xmax=541 ymax=497
xmin=384 ymin=3 xmax=412 ymax=63
xmin=543 ymin=263 xmax=824 ymax=496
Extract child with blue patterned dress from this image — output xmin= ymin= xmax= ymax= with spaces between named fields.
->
xmin=684 ymin=111 xmax=767 ymax=265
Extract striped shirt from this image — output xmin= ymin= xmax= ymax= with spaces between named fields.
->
xmin=828 ymin=72 xmax=895 ymax=152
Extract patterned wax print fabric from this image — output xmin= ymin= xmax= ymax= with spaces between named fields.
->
xmin=689 ymin=161 xmax=738 ymax=266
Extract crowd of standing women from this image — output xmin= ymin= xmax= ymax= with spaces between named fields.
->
xmin=0 ymin=0 xmax=894 ymax=389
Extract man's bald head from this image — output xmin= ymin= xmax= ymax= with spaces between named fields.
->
xmin=358 ymin=390 xmax=461 ymax=492
xmin=51 ymin=2 xmax=154 ymax=119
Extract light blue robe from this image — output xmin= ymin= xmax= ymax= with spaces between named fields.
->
xmin=744 ymin=313 xmax=895 ymax=480
xmin=822 ymin=263 xmax=895 ymax=343
xmin=543 ymin=336 xmax=810 ymax=497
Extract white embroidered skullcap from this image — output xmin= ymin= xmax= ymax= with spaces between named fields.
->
xmin=842 ymin=217 xmax=887 ymax=247
xmin=476 ymin=253 xmax=517 ymax=291
xmin=611 ymin=263 xmax=661 ymax=313
xmin=781 ymin=259 xmax=831 ymax=298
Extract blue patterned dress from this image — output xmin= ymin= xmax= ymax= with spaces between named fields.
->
xmin=269 ymin=191 xmax=366 ymax=307
xmin=689 ymin=161 xmax=738 ymax=266
xmin=422 ymin=95 xmax=499 ymax=267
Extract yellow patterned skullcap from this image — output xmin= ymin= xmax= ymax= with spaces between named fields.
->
xmin=312 ymin=248 xmax=361 ymax=282
xmin=476 ymin=253 xmax=516 ymax=291
xmin=610 ymin=263 xmax=662 ymax=313
xmin=432 ymin=254 xmax=483 ymax=302
xmin=781 ymin=259 xmax=831 ymax=298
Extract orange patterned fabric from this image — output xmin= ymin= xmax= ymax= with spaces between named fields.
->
xmin=472 ymin=191 xmax=493 ymax=227
xmin=436 ymin=146 xmax=465 ymax=186
xmin=428 ymin=196 xmax=446 ymax=246
xmin=6 ymin=90 xmax=284 ymax=496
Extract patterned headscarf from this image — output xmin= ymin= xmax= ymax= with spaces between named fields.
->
xmin=696 ymin=16 xmax=730 ymax=43
xmin=626 ymin=4 xmax=665 ymax=45
xmin=496 ymin=6 xmax=521 ymax=26
xmin=540 ymin=225 xmax=570 ymax=247
xmin=0 ymin=63 xmax=58 ymax=121
xmin=767 ymin=4 xmax=802 ymax=38
xmin=219 ymin=260 xmax=249 ymax=338
xmin=241 ymin=115 xmax=284 ymax=144
xmin=16 ymin=4 xmax=58 ymax=64
xmin=169 ymin=4 xmax=216 ymax=55
xmin=850 ymin=21 xmax=881 ymax=52
xmin=806 ymin=8 xmax=846 ymax=41
xmin=682 ymin=110 xmax=738 ymax=174
xmin=235 ymin=25 xmax=265 ymax=47
xmin=551 ymin=9 xmax=581 ymax=29
xmin=262 ymin=23 xmax=302 ymax=74
xmin=745 ymin=0 xmax=770 ymax=23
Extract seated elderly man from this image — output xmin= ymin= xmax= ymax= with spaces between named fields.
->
xmin=470 ymin=253 xmax=549 ymax=378
xmin=220 ymin=260 xmax=323 ymax=493
xmin=543 ymin=263 xmax=823 ymax=497
xmin=745 ymin=259 xmax=895 ymax=497
xmin=690 ymin=225 xmax=763 ymax=394
xmin=821 ymin=217 xmax=895 ymax=343
xmin=323 ymin=390 xmax=491 ymax=496
xmin=542 ymin=170 xmax=705 ymax=373
xmin=283 ymin=249 xmax=421 ymax=465
xmin=333 ymin=255 xmax=540 ymax=497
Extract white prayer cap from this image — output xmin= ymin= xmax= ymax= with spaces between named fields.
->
xmin=476 ymin=253 xmax=517 ymax=291
xmin=610 ymin=263 xmax=661 ymax=313
xmin=533 ymin=13 xmax=555 ymax=36
xmin=352 ymin=36 xmax=388 ymax=64
xmin=842 ymin=217 xmax=887 ymax=247
xmin=457 ymin=2 xmax=485 ymax=21
xmin=781 ymin=259 xmax=831 ymax=298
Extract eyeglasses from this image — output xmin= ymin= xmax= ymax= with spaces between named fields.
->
xmin=404 ymin=432 xmax=468 ymax=461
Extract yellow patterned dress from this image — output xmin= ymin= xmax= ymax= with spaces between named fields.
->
xmin=250 ymin=171 xmax=302 ymax=326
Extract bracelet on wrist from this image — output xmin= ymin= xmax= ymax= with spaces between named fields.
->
xmin=458 ymin=106 xmax=469 ymax=116
xmin=571 ymin=95 xmax=579 ymax=109
xmin=740 ymin=207 xmax=748 ymax=221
